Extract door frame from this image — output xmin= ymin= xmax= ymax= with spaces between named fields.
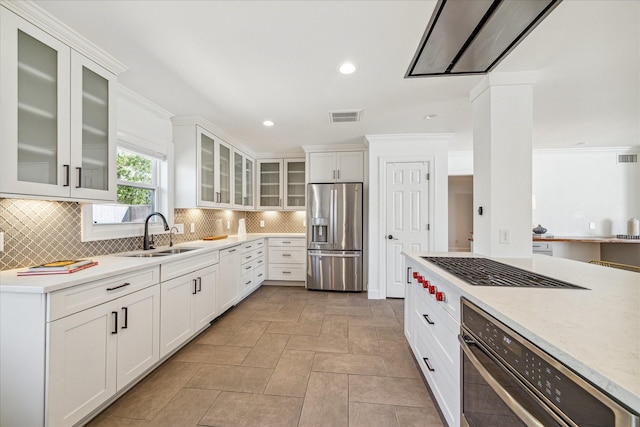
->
xmin=378 ymin=156 xmax=436 ymax=299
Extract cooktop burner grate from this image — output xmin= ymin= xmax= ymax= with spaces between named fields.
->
xmin=421 ymin=257 xmax=586 ymax=289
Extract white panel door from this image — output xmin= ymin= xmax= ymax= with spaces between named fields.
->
xmin=193 ymin=264 xmax=218 ymax=332
xmin=385 ymin=162 xmax=430 ymax=298
xmin=116 ymin=285 xmax=160 ymax=390
xmin=47 ymin=301 xmax=117 ymax=427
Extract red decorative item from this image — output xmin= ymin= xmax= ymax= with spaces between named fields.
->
xmin=428 ymin=285 xmax=436 ymax=294
xmin=436 ymin=291 xmax=445 ymax=302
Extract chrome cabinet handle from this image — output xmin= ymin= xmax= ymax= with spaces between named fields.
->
xmin=407 ymin=267 xmax=412 ymax=284
xmin=192 ymin=278 xmax=198 ymax=295
xmin=122 ymin=307 xmax=128 ymax=329
xmin=75 ymin=167 xmax=82 ymax=188
xmin=197 ymin=277 xmax=202 ymax=292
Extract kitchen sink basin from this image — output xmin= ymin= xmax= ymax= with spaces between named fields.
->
xmin=157 ymin=247 xmax=199 ymax=254
xmin=124 ymin=252 xmax=170 ymax=258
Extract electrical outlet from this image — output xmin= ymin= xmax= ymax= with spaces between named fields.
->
xmin=499 ymin=229 xmax=511 ymax=244
xmin=589 ymin=222 xmax=596 ymax=230
xmin=0 ymin=231 xmax=4 ymax=252
xmin=259 ymin=220 xmax=265 ymax=228
xmin=226 ymin=221 xmax=230 ymax=229
xmin=174 ymin=224 xmax=184 ymax=234
xmin=190 ymin=223 xmax=195 ymax=233
xmin=302 ymin=219 xmax=306 ymax=227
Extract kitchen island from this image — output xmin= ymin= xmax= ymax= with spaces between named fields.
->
xmin=403 ymin=251 xmax=639 ymax=425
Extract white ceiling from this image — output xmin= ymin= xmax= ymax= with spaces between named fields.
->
xmin=35 ymin=0 xmax=639 ymax=154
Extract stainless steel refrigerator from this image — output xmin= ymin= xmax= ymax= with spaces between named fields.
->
xmin=306 ymin=182 xmax=363 ymax=291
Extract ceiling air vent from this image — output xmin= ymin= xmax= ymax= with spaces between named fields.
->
xmin=329 ymin=110 xmax=362 ymax=123
xmin=617 ymin=154 xmax=638 ymax=164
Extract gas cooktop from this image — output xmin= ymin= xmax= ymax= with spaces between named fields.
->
xmin=422 ymin=257 xmax=586 ymax=289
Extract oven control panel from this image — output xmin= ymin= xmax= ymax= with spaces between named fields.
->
xmin=461 ymin=301 xmax=617 ymax=426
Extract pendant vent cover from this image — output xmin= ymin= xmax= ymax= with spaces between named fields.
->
xmin=329 ymin=110 xmax=362 ymax=123
xmin=617 ymin=154 xmax=638 ymax=164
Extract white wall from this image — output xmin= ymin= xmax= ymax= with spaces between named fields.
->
xmin=533 ymin=148 xmax=640 ymax=236
xmin=365 ymin=134 xmax=450 ymax=299
xmin=448 ymin=147 xmax=640 ymax=237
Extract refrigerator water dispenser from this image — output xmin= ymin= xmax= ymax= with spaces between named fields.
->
xmin=311 ymin=217 xmax=328 ymax=243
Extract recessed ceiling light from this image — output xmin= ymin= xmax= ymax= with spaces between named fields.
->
xmin=424 ymin=114 xmax=439 ymax=120
xmin=339 ymin=62 xmax=357 ymax=75
xmin=263 ymin=120 xmax=275 ymax=127
xmin=575 ymin=141 xmax=587 ymax=145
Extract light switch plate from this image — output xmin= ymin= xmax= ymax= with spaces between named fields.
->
xmin=259 ymin=220 xmax=265 ymax=228
xmin=190 ymin=223 xmax=195 ymax=233
xmin=589 ymin=222 xmax=596 ymax=230
xmin=174 ymin=224 xmax=184 ymax=234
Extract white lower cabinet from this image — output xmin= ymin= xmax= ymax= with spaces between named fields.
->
xmin=405 ymin=258 xmax=460 ymax=427
xmin=160 ymin=253 xmax=219 ymax=358
xmin=267 ymin=237 xmax=306 ymax=281
xmin=218 ymin=245 xmax=242 ymax=313
xmin=44 ymin=268 xmax=161 ymax=427
xmin=240 ymin=239 xmax=265 ymax=298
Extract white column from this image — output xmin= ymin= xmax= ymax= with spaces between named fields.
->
xmin=470 ymin=72 xmax=536 ymax=258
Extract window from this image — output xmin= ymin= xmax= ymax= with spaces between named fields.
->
xmin=92 ymin=148 xmax=158 ymax=224
xmin=81 ymin=141 xmax=172 ymax=241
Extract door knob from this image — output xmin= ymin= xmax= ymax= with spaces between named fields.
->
xmin=387 ymin=235 xmax=398 ymax=240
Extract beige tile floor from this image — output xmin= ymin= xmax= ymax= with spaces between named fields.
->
xmin=87 ymin=285 xmax=444 ymax=427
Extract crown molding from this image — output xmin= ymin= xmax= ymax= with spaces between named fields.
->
xmin=533 ymin=146 xmax=640 ymax=155
xmin=301 ymin=143 xmax=367 ymax=153
xmin=1 ymin=0 xmax=128 ymax=75
xmin=170 ymin=115 xmax=257 ymax=158
xmin=118 ymin=84 xmax=173 ymax=120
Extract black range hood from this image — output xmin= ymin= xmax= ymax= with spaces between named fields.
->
xmin=406 ymin=0 xmax=562 ymax=77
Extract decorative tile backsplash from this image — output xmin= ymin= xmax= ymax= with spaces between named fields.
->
xmin=0 ymin=198 xmax=305 ymax=271
xmin=246 ymin=211 xmax=306 ymax=234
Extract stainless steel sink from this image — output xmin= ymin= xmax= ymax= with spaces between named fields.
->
xmin=124 ymin=252 xmax=170 ymax=258
xmin=157 ymin=247 xmax=199 ymax=254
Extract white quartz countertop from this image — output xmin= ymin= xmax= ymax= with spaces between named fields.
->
xmin=0 ymin=233 xmax=305 ymax=294
xmin=404 ymin=251 xmax=640 ymax=414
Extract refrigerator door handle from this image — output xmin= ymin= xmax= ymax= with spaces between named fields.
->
xmin=308 ymin=252 xmax=360 ymax=258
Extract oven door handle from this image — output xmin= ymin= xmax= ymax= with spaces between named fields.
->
xmin=459 ymin=334 xmax=561 ymax=427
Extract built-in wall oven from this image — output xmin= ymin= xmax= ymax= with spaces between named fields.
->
xmin=459 ymin=299 xmax=638 ymax=427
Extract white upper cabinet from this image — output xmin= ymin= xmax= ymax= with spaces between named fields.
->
xmin=257 ymin=158 xmax=305 ymax=210
xmin=174 ymin=124 xmax=235 ymax=209
xmin=308 ymin=151 xmax=364 ymax=183
xmin=0 ymin=7 xmax=118 ymax=201
xmin=233 ymin=150 xmax=255 ymax=210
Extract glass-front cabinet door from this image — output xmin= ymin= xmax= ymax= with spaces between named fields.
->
xmin=198 ymin=129 xmax=216 ymax=206
xmin=0 ymin=9 xmax=71 ymax=198
xmin=257 ymin=160 xmax=283 ymax=209
xmin=69 ymin=52 xmax=116 ymax=200
xmin=234 ymin=152 xmax=244 ymax=207
xmin=0 ymin=9 xmax=116 ymax=201
xmin=245 ymin=158 xmax=254 ymax=208
xmin=217 ymin=141 xmax=231 ymax=207
xmin=285 ymin=159 xmax=305 ymax=210
xmin=233 ymin=151 xmax=255 ymax=209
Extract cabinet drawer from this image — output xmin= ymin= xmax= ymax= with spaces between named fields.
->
xmin=420 ymin=271 xmax=461 ymax=321
xmin=241 ymin=261 xmax=254 ymax=275
xmin=48 ymin=267 xmax=159 ymax=321
xmin=268 ymin=247 xmax=305 ymax=264
xmin=413 ymin=289 xmax=459 ymax=371
xmin=255 ymin=239 xmax=265 ymax=249
xmin=161 ymin=251 xmax=219 ymax=282
xmin=241 ymin=270 xmax=254 ymax=290
xmin=254 ymin=265 xmax=266 ymax=284
xmin=242 ymin=241 xmax=258 ymax=253
xmin=241 ymin=249 xmax=258 ymax=265
xmin=268 ymin=237 xmax=305 ymax=247
xmin=269 ymin=264 xmax=305 ymax=281
xmin=254 ymin=256 xmax=265 ymax=269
